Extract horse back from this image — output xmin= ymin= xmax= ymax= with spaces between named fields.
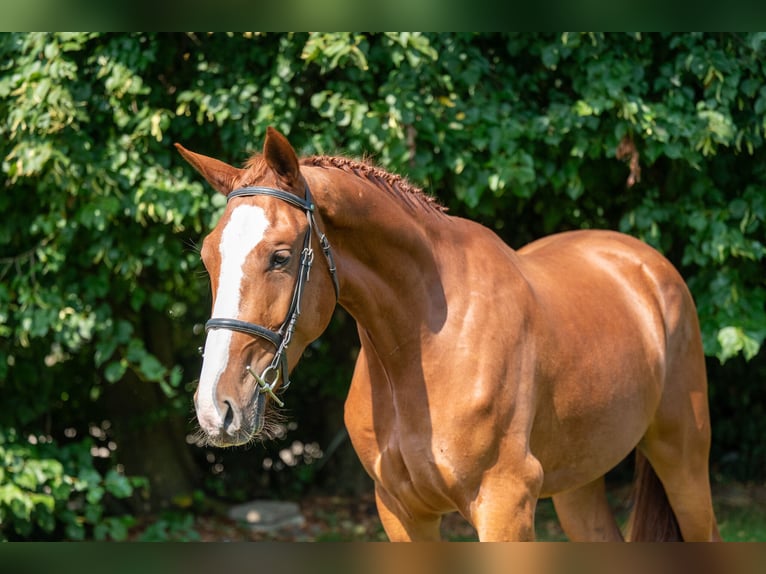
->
xmin=518 ymin=229 xmax=696 ymax=340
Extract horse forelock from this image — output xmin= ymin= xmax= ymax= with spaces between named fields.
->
xmin=241 ymin=154 xmax=271 ymax=184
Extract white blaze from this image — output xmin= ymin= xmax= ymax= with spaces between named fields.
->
xmin=196 ymin=205 xmax=270 ymax=428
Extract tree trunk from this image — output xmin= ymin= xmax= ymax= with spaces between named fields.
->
xmin=103 ymin=312 xmax=201 ymax=512
xmin=316 ymin=397 xmax=372 ymax=496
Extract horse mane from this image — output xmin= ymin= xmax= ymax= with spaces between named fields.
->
xmin=244 ymin=153 xmax=447 ymax=215
xmin=301 ymin=155 xmax=446 ymax=214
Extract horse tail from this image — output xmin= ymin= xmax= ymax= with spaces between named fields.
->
xmin=627 ymin=450 xmax=683 ymax=541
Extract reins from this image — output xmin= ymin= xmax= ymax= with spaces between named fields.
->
xmin=204 ymin=182 xmax=339 ymax=407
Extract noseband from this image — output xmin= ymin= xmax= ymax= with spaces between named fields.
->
xmin=204 ymin=182 xmax=339 ymax=407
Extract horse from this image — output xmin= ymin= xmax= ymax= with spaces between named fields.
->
xmin=176 ymin=127 xmax=720 ymax=541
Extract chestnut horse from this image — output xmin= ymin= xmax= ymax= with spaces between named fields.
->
xmin=177 ymin=127 xmax=720 ymax=541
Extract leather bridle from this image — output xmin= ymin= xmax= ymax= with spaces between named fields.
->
xmin=204 ymin=181 xmax=339 ymax=407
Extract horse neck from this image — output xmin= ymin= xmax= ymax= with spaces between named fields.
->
xmin=308 ymin=167 xmax=448 ymax=359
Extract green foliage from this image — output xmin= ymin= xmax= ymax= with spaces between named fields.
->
xmin=0 ymin=33 xmax=208 ymax=428
xmin=136 ymin=510 xmax=201 ymax=541
xmin=0 ymin=32 xmax=765 ymax=512
xmin=0 ymin=429 xmax=146 ymax=540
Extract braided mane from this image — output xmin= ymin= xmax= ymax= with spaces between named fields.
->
xmin=301 ymin=155 xmax=447 ymax=215
xmin=243 ymin=153 xmax=447 ymax=215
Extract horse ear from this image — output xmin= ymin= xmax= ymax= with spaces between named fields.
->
xmin=175 ymin=143 xmax=243 ymax=195
xmin=263 ymin=127 xmax=300 ymax=188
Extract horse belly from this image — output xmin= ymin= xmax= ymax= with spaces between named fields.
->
xmin=533 ymin=365 xmax=662 ymax=497
xmin=531 ymin=313 xmax=667 ymax=496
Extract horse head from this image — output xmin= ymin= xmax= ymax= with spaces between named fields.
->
xmin=177 ymin=128 xmax=338 ymax=446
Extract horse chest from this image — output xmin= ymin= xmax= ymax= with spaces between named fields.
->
xmin=370 ymin=434 xmax=462 ymax=513
xmin=347 ymin=393 xmax=483 ymax=514
xmin=345 ymin=335 xmax=503 ymax=513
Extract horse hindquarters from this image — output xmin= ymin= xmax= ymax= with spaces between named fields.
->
xmin=629 ymin=283 xmax=720 ymax=542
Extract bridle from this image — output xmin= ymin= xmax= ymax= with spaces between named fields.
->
xmin=204 ymin=181 xmax=340 ymax=407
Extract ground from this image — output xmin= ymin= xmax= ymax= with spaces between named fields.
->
xmin=128 ymin=482 xmax=766 ymax=542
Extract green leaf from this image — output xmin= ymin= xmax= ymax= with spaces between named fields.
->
xmin=717 ymin=326 xmax=760 ymax=363
xmin=95 ymin=516 xmax=134 ymax=541
xmin=104 ymin=469 xmax=133 ymax=498
xmin=85 ymin=485 xmax=104 ymax=505
xmin=65 ymin=521 xmax=86 ymax=541
xmin=139 ymin=353 xmax=166 ymax=382
xmin=77 ymin=467 xmax=101 ymax=489
xmin=83 ymin=502 xmax=103 ymax=526
xmin=104 ymin=360 xmax=127 ymax=383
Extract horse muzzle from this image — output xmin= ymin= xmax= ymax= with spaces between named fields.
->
xmin=195 ymin=383 xmax=266 ymax=447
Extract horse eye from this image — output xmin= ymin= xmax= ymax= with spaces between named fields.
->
xmin=270 ymin=250 xmax=291 ymax=269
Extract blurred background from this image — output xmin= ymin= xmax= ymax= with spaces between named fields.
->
xmin=0 ymin=32 xmax=764 ymax=541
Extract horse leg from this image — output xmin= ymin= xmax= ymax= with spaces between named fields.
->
xmin=552 ymin=476 xmax=624 ymax=541
xmin=468 ymin=453 xmax=543 ymax=541
xmin=637 ymin=427 xmax=720 ymax=541
xmin=374 ymin=484 xmax=442 ymax=541
xmin=634 ymin=351 xmax=720 ymax=541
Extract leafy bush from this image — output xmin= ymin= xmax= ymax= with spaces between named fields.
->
xmin=0 ymin=428 xmax=147 ymax=540
xmin=136 ymin=511 xmax=201 ymax=542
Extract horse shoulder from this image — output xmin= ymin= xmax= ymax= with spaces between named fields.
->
xmin=344 ymin=341 xmax=383 ymax=470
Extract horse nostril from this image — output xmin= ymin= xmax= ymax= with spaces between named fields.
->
xmin=222 ymin=400 xmax=240 ymax=434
